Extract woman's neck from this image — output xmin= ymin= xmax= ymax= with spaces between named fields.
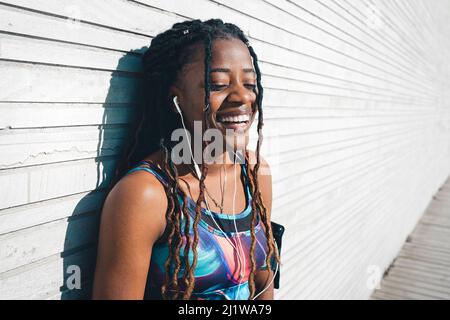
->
xmin=178 ymin=149 xmax=244 ymax=178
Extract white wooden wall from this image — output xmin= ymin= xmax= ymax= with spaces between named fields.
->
xmin=1 ymin=0 xmax=450 ymax=300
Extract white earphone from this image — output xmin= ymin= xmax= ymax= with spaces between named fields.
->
xmin=173 ymin=96 xmax=202 ymax=179
xmin=172 ymin=95 xmax=278 ymax=300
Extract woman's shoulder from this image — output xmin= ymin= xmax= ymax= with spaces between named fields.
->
xmin=101 ymin=159 xmax=168 ymax=242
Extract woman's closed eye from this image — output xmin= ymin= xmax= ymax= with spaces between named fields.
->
xmin=210 ymin=83 xmax=256 ymax=91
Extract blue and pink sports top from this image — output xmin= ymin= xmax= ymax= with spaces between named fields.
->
xmin=126 ymin=159 xmax=274 ymax=300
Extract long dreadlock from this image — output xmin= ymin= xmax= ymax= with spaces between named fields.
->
xmin=108 ymin=18 xmax=280 ymax=300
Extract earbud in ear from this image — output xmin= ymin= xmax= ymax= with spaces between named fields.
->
xmin=173 ymin=96 xmax=182 ymax=115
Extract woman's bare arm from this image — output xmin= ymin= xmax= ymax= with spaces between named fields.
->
xmin=92 ymin=171 xmax=167 ymax=299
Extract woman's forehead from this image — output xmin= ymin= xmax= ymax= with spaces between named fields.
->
xmin=182 ymin=38 xmax=254 ymax=74
xmin=210 ymin=38 xmax=253 ymax=65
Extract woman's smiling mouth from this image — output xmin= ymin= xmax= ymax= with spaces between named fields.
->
xmin=215 ymin=105 xmax=253 ymax=131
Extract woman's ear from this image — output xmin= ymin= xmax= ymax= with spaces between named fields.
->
xmin=169 ymin=85 xmax=183 ymax=113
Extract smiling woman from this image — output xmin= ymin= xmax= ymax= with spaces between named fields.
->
xmin=91 ymin=18 xmax=280 ymax=300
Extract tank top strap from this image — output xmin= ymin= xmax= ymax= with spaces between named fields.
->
xmin=240 ymin=156 xmax=253 ymax=200
xmin=126 ymin=160 xmax=171 ymax=188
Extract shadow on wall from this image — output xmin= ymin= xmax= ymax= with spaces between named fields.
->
xmin=60 ymin=47 xmax=150 ymax=299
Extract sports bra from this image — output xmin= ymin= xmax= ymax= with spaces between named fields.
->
xmin=125 ymin=159 xmax=274 ymax=300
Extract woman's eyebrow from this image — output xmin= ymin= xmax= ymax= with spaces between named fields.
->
xmin=210 ymin=67 xmax=255 ymax=74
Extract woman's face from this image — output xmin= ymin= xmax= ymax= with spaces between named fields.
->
xmin=170 ymin=37 xmax=258 ymax=157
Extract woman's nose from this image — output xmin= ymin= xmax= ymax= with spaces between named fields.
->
xmin=226 ymin=83 xmax=256 ymax=105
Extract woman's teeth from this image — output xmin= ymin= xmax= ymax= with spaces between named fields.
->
xmin=218 ymin=114 xmax=250 ymax=123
